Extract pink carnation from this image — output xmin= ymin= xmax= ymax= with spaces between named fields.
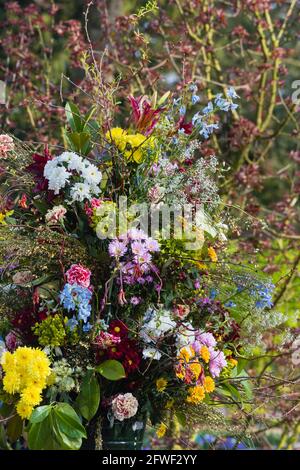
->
xmin=45 ymin=205 xmax=67 ymax=224
xmin=0 ymin=134 xmax=14 ymax=158
xmin=111 ymin=393 xmax=139 ymax=421
xmin=66 ymin=264 xmax=91 ymax=288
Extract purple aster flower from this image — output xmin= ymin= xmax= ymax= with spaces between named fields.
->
xmin=195 ymin=331 xmax=217 ymax=348
xmin=130 ymin=296 xmax=142 ymax=305
xmin=209 ymin=349 xmax=227 ymax=378
xmin=145 ymin=237 xmax=160 ymax=252
xmin=108 ymin=239 xmax=128 ymax=258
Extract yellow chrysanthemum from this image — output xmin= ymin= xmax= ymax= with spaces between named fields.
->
xmin=156 ymin=423 xmax=167 ymax=438
xmin=21 ymin=386 xmax=42 ymax=406
xmin=228 ymin=358 xmax=238 ymax=368
xmin=106 ymin=127 xmax=154 ymax=164
xmin=178 ymin=346 xmax=195 ymax=363
xmin=2 ymin=347 xmax=51 ymax=420
xmin=186 ymin=385 xmax=205 ymax=404
xmin=16 ymin=400 xmax=34 ymax=420
xmin=189 ymin=360 xmax=202 ymax=381
xmin=1 ymin=351 xmax=16 ymax=372
xmin=204 ymin=376 xmax=215 ymax=393
xmin=3 ymin=372 xmax=21 ymax=394
xmin=156 ymin=377 xmax=168 ymax=392
xmin=123 ymin=133 xmax=149 ymax=163
xmin=14 ymin=346 xmax=34 ymax=363
xmin=200 ymin=346 xmax=210 ymax=364
xmin=207 ymin=246 xmax=218 ymax=262
xmin=105 ymin=127 xmax=128 ymax=151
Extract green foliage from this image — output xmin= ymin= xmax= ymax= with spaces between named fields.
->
xmin=95 ymin=360 xmax=126 ymax=381
xmin=76 ymin=370 xmax=100 ymax=421
xmin=28 ymin=403 xmax=87 ymax=450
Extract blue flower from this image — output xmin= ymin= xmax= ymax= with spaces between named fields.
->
xmin=67 ymin=317 xmax=78 ymax=330
xmin=225 ymin=300 xmax=236 ymax=308
xmin=192 ymin=112 xmax=202 ymax=126
xmin=209 ymin=288 xmax=218 ymax=300
xmin=250 ymin=281 xmax=274 ymax=309
xmin=226 ymin=87 xmax=239 ymax=99
xmin=189 ymin=83 xmax=198 ymax=93
xmin=60 ymin=283 xmax=93 ymax=331
xmin=214 ymin=94 xmax=231 ymax=112
xmin=179 ymin=105 xmax=186 ymax=116
xmin=83 ymin=322 xmax=92 ymax=333
xmin=192 ymin=94 xmax=201 ymax=105
xmin=199 ymin=122 xmax=219 ymax=139
xmin=202 ymin=101 xmax=213 ymax=115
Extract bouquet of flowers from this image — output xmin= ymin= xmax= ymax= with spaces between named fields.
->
xmin=0 ymin=84 xmax=284 ymax=450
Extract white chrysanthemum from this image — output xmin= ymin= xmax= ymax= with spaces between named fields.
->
xmin=70 ymin=182 xmax=91 ymax=202
xmin=45 ymin=166 xmax=71 ymax=194
xmin=43 ymin=158 xmax=59 ymax=179
xmin=140 ymin=308 xmax=176 ymax=344
xmin=81 ymin=163 xmax=102 ymax=186
xmin=58 ymin=151 xmax=85 ymax=172
xmin=176 ymin=322 xmax=196 ymax=349
xmin=142 ymin=347 xmax=162 ymax=361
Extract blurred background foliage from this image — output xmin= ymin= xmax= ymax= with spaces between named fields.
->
xmin=1 ymin=0 xmax=300 ymax=449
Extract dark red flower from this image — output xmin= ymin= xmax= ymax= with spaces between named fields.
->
xmin=177 ymin=116 xmax=193 ymax=135
xmin=26 ymin=146 xmax=54 ymax=197
xmin=108 ymin=320 xmax=128 ymax=338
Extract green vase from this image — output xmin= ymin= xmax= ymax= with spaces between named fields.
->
xmin=102 ymin=415 xmax=147 ymax=450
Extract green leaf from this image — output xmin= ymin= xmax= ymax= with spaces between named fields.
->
xmin=7 ymin=414 xmax=23 ymax=443
xmin=76 ymin=370 xmax=100 ymax=421
xmin=54 ymin=403 xmax=87 ymax=439
xmin=30 ymin=405 xmax=51 ymax=424
xmin=65 ymin=102 xmax=82 ymax=133
xmin=28 ymin=404 xmax=86 ymax=450
xmin=96 ymin=359 xmax=126 ymax=381
xmin=28 ymin=417 xmax=57 ymax=450
xmin=157 ymin=90 xmax=170 ymax=106
xmin=176 ymin=411 xmax=186 ymax=427
xmin=65 ymin=131 xmax=91 ymax=155
xmin=83 ymin=107 xmax=96 ymax=131
xmin=0 ymin=424 xmax=9 ymax=450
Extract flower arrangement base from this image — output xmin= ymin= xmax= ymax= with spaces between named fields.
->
xmin=102 ymin=418 xmax=147 ymax=450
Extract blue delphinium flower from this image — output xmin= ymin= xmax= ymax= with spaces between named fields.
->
xmin=67 ymin=317 xmax=79 ymax=330
xmin=60 ymin=283 xmax=93 ymax=329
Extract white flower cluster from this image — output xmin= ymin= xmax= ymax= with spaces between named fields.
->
xmin=44 ymin=151 xmax=102 ymax=202
xmin=140 ymin=307 xmax=176 ymax=361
